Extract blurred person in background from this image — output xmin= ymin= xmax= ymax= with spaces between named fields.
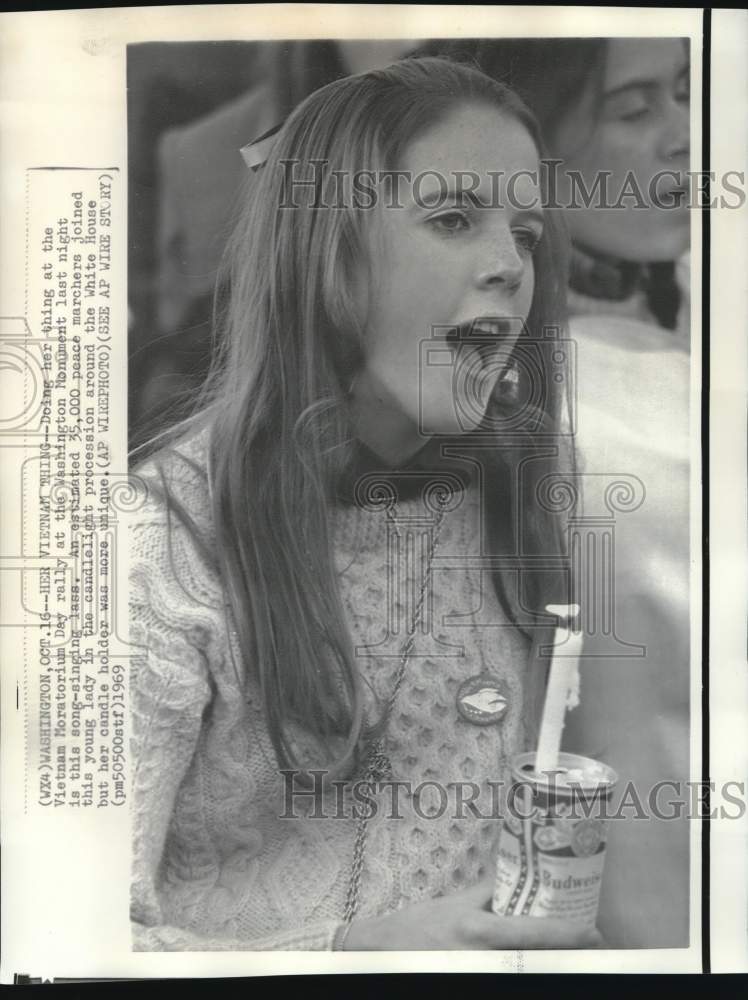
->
xmin=420 ymin=36 xmax=692 ymax=949
xmin=133 ymin=40 xmax=420 ymax=440
xmin=424 ymin=37 xmax=690 ymax=336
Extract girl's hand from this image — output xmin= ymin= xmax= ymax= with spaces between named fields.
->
xmin=342 ymin=876 xmax=602 ymax=950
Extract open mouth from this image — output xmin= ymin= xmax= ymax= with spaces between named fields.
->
xmin=445 ymin=317 xmax=515 ymax=368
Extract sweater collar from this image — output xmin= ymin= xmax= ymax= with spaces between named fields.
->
xmin=335 ymin=437 xmax=475 ymax=506
xmin=569 ymin=244 xmax=644 ymax=302
xmin=569 ymin=244 xmax=681 ymax=330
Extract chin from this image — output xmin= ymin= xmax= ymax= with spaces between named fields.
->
xmin=613 ymin=222 xmax=691 ymax=265
xmin=575 ymin=215 xmax=690 ymax=266
xmin=419 ymin=407 xmax=475 ymax=437
xmin=645 ymin=239 xmax=691 ymax=263
xmin=422 ymin=417 xmax=466 ymax=437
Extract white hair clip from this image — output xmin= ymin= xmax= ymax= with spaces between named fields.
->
xmin=239 ymin=122 xmax=283 ymax=172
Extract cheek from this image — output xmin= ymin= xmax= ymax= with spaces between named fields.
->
xmin=347 ymin=258 xmax=371 ymax=337
xmin=520 ymin=264 xmax=536 ymax=316
xmin=583 ymin=127 xmax=662 ymax=188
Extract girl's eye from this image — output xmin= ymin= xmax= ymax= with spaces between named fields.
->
xmin=618 ymin=106 xmax=650 ymax=123
xmin=606 ymin=91 xmax=653 ymax=123
xmin=513 ymin=228 xmax=543 ymax=255
xmin=429 ymin=210 xmax=470 ymax=234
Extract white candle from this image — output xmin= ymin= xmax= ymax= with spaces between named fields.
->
xmin=535 ymin=607 xmax=583 ymax=775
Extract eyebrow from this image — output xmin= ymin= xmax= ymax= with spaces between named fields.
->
xmin=603 ymin=64 xmax=690 ymax=101
xmin=515 ymin=207 xmax=546 ymax=226
xmin=603 ymin=79 xmax=659 ymax=100
xmin=413 ymin=186 xmax=545 ymax=220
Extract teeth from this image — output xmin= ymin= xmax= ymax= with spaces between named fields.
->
xmin=446 ymin=319 xmax=511 ymax=342
xmin=472 ymin=325 xmax=498 ymax=338
xmin=446 ymin=320 xmax=513 ymax=373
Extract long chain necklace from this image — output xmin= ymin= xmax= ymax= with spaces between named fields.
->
xmin=342 ymin=497 xmax=447 ymax=927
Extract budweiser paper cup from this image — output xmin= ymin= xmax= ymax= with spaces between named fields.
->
xmin=492 ymin=751 xmax=618 ymax=926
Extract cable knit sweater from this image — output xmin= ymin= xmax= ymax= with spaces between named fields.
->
xmin=129 ymin=430 xmax=533 ymax=951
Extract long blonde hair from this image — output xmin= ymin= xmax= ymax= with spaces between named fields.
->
xmin=142 ymin=57 xmax=572 ymax=776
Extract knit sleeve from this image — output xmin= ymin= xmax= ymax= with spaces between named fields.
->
xmin=132 ymin=919 xmax=344 ymax=952
xmin=128 ymin=479 xmax=346 ymax=953
xmin=128 ymin=520 xmax=213 ymax=933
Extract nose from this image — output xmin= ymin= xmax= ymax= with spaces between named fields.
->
xmin=660 ymin=96 xmax=690 ymax=164
xmin=475 ymin=231 xmax=526 ymax=292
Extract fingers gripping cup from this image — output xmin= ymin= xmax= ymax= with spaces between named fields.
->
xmin=492 ymin=752 xmax=618 ymax=927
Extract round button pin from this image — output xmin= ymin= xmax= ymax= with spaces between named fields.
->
xmin=455 ymin=674 xmax=509 ymax=726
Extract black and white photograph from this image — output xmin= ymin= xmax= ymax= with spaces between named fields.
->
xmin=0 ymin=4 xmax=746 ymax=981
xmin=127 ymin=32 xmax=693 ymax=952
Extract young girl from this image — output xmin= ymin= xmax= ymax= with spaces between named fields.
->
xmin=129 ymin=57 xmax=596 ymax=951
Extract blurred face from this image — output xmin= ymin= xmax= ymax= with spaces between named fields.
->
xmin=552 ymin=38 xmax=690 ymax=262
xmin=351 ymin=103 xmax=542 ymax=463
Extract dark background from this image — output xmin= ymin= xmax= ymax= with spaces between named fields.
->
xmin=127 ymin=41 xmax=263 ymax=373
